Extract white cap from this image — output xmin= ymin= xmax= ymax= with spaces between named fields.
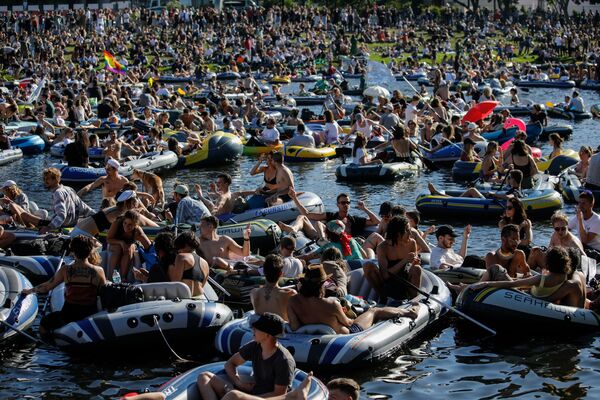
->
xmin=116 ymin=190 xmax=136 ymax=202
xmin=1 ymin=180 xmax=16 ymax=189
xmin=106 ymin=158 xmax=120 ymax=169
xmin=467 ymin=122 xmax=478 ymax=130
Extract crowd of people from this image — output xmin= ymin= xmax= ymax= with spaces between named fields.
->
xmin=1 ymin=3 xmax=600 ymax=399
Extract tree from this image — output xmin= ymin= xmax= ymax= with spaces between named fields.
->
xmin=546 ymin=0 xmax=583 ymax=18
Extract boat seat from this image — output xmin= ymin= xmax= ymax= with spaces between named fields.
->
xmin=136 ymin=282 xmax=192 ymax=301
xmin=347 ymin=269 xmax=378 ymax=303
xmin=286 ymin=324 xmax=336 ymax=335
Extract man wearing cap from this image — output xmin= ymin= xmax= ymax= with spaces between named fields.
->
xmin=288 ymin=264 xmax=420 ymax=335
xmin=168 ymin=184 xmax=210 ymax=225
xmin=463 ymin=123 xmax=485 ymax=142
xmin=197 ymin=312 xmax=295 ymax=399
xmin=250 ymin=254 xmax=297 ymax=321
xmin=281 ymin=190 xmax=379 ymax=240
xmin=19 ymin=168 xmax=95 ymax=234
xmin=430 ymin=225 xmax=471 ymax=270
xmin=77 ymin=157 xmax=129 ymax=200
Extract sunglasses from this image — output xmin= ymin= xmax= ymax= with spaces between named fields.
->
xmin=506 ymin=206 xmax=514 ymax=210
xmin=339 ymin=201 xmax=351 ymax=205
xmin=554 ymin=226 xmax=567 ymax=232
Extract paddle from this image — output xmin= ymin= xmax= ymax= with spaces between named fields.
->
xmin=402 ymin=76 xmax=449 ymax=123
xmin=392 ymin=273 xmax=497 ymax=335
xmin=1 ymin=293 xmax=44 ymax=344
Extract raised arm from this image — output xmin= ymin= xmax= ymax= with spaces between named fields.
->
xmin=289 ymin=188 xmax=326 ymax=220
xmin=357 ymin=200 xmax=380 ymax=227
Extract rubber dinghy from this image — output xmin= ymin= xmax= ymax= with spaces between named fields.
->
xmin=0 ymin=149 xmax=23 ymax=166
xmin=0 ymin=254 xmax=64 ymax=285
xmin=158 ymin=362 xmax=328 ymax=400
xmin=415 ymin=189 xmax=563 ymax=220
xmin=0 ymin=266 xmax=38 ymax=343
xmin=457 ymin=286 xmax=600 ymax=332
xmin=336 ymin=158 xmax=422 ymax=181
xmin=215 ymin=269 xmax=450 ymax=368
xmin=218 ymin=192 xmax=325 ymax=225
xmin=49 ymin=281 xmax=233 ymax=354
xmin=52 ymin=150 xmax=178 ymax=185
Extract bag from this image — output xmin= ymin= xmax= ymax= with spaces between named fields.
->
xmin=99 ymin=283 xmax=144 ymax=311
xmin=10 ymin=239 xmax=47 ymax=256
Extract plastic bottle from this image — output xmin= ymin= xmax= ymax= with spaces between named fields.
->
xmin=112 ymin=270 xmax=121 ymax=284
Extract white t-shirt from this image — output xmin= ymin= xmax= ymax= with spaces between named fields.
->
xmin=261 ymin=127 xmax=280 ymax=142
xmin=404 ymin=103 xmax=418 ymax=126
xmin=282 ymin=256 xmax=303 ymax=278
xmin=430 ymin=246 xmax=464 ymax=270
xmin=586 ymin=153 xmax=600 ymax=187
xmin=568 ymin=213 xmax=600 ymax=251
xmin=352 ymin=147 xmax=366 ymax=165
xmin=324 ymin=122 xmax=340 ymax=144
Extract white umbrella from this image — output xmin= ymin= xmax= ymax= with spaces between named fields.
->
xmin=363 ymin=85 xmax=390 ymax=98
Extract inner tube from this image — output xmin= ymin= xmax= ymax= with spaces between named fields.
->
xmin=0 ymin=267 xmax=38 ymax=343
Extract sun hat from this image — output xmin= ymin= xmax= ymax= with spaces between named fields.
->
xmin=116 ymin=190 xmax=136 ymax=202
xmin=326 ymin=220 xmax=346 ymax=235
xmin=300 ymin=264 xmax=332 ymax=285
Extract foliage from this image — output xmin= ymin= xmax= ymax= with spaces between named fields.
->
xmin=166 ymin=0 xmax=182 ymax=9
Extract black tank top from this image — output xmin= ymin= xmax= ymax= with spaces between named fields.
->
xmin=182 ymin=253 xmax=206 ymax=282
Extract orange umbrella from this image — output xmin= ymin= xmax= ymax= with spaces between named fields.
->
xmin=462 ymin=101 xmax=500 ymax=123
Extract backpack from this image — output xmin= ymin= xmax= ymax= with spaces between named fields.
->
xmin=99 ymin=283 xmax=144 ymax=312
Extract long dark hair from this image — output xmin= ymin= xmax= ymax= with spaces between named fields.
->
xmin=385 ymin=216 xmax=410 ymax=246
xmin=502 ymin=197 xmax=527 ymax=225
xmin=352 ymin=133 xmax=366 ymax=157
xmin=154 ymin=232 xmax=176 ymax=271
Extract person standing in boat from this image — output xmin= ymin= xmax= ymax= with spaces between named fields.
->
xmin=584 ymin=150 xmax=600 ymax=190
xmin=196 ymin=312 xmax=296 ymax=399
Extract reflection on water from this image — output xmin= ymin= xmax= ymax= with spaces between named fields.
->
xmin=0 ymin=86 xmax=599 ymax=398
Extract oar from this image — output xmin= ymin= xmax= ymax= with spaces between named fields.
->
xmin=392 ymin=273 xmax=496 ymax=335
xmin=402 ymin=76 xmax=449 ymax=123
xmin=0 ymin=318 xmax=43 ymax=344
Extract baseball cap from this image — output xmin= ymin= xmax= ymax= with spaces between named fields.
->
xmin=1 ymin=180 xmax=16 ymax=189
xmin=379 ymin=201 xmax=392 ymax=216
xmin=251 ymin=312 xmax=286 ymax=337
xmin=467 ymin=122 xmax=478 ymax=131
xmin=106 ymin=158 xmax=120 ymax=169
xmin=463 ymin=137 xmax=476 ymax=146
xmin=435 ymin=225 xmax=458 ymax=238
xmin=174 ymin=184 xmax=189 ymax=195
xmin=116 ymin=190 xmax=136 ymax=202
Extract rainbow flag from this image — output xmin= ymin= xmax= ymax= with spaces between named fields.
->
xmin=104 ymin=51 xmax=127 ymax=75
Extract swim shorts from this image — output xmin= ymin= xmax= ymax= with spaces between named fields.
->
xmin=348 ymin=323 xmax=364 ymax=333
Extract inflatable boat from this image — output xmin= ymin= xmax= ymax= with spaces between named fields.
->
xmin=0 ymin=148 xmax=23 ymax=166
xmin=481 ymin=123 xmax=542 ymax=145
xmin=457 ymin=286 xmax=600 ymax=331
xmin=49 ymin=281 xmax=233 ymax=354
xmin=0 ymin=254 xmax=63 ymax=285
xmin=158 ymin=362 xmax=328 ymax=400
xmin=10 ymin=135 xmax=45 ymax=154
xmin=284 ymin=146 xmax=336 ymax=162
xmin=0 ymin=267 xmax=37 ymax=343
xmin=515 ymin=79 xmax=576 ymax=89
xmin=539 ymin=124 xmax=573 ymax=140
xmin=423 ymin=142 xmax=487 ymax=165
xmin=50 ymin=141 xmax=104 ymax=159
xmin=53 ymin=150 xmax=178 ymax=185
xmin=179 ymin=132 xmax=243 ymax=168
xmin=335 ymin=159 xmax=422 ymax=181
xmin=415 ymin=188 xmax=563 ymax=220
xmin=218 ymin=192 xmax=325 ymax=225
xmin=451 ymin=151 xmax=579 ymax=182
xmin=546 ymin=107 xmax=593 ymax=120
xmin=215 ymin=269 xmax=451 ymax=368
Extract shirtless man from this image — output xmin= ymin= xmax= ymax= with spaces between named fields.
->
xmin=195 ymin=173 xmax=246 ymax=216
xmin=287 ymin=264 xmax=420 ymax=334
xmin=77 ymin=158 xmax=129 ymax=200
xmin=266 ymin=152 xmax=294 ymax=206
xmin=481 ymin=224 xmax=531 ymax=281
xmin=198 ymin=215 xmax=251 ymax=271
xmin=250 ymin=254 xmax=296 ymax=321
xmin=104 ymin=129 xmax=140 ymax=161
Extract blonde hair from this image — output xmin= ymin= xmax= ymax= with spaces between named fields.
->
xmin=551 ymin=211 xmax=568 ymax=226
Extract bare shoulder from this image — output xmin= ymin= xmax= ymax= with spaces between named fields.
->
xmin=281 ymin=287 xmax=297 ymax=296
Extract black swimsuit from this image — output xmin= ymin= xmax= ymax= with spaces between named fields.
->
xmin=181 ymin=254 xmax=206 ymax=282
xmin=91 ymin=210 xmax=111 ymax=231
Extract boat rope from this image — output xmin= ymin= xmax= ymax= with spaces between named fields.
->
xmin=152 ymin=315 xmax=195 ymax=363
